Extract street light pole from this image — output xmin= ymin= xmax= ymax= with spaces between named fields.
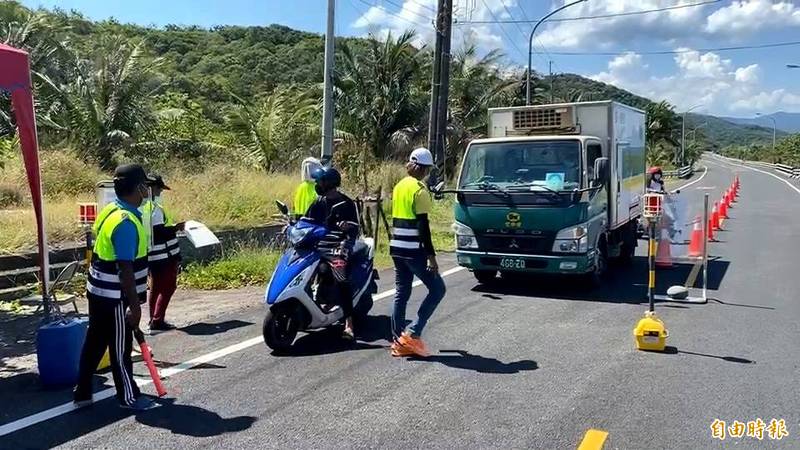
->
xmin=526 ymin=0 xmax=586 ymax=105
xmin=681 ymin=104 xmax=703 ymax=166
xmin=756 ymin=113 xmax=777 ymax=151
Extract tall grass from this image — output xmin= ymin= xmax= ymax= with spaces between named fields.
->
xmin=0 ymin=153 xmax=452 ymax=254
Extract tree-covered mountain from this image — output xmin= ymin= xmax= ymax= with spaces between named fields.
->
xmin=0 ymin=1 xmax=794 ymax=173
xmin=719 ymin=112 xmax=800 ymax=134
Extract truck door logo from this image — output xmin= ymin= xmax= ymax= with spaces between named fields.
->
xmin=505 ymin=211 xmax=522 ymax=228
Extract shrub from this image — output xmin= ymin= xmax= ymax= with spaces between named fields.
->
xmin=0 ymin=183 xmax=24 ymax=208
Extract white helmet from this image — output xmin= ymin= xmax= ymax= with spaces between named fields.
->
xmin=409 ymin=147 xmax=434 ymax=166
xmin=301 ymin=157 xmax=322 ymax=182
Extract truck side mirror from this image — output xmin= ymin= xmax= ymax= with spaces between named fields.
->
xmin=593 ymin=157 xmax=610 ymax=186
xmin=275 ymin=200 xmax=289 ymax=215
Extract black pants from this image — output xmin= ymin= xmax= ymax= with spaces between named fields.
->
xmin=320 ymin=257 xmax=353 ymax=317
xmin=75 ymin=297 xmax=140 ymax=406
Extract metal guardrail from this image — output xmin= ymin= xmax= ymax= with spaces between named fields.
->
xmin=664 ymin=165 xmax=693 ymax=179
xmin=715 ymin=154 xmax=800 ymax=179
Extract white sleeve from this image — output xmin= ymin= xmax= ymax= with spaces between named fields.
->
xmin=151 ymin=204 xmax=165 ymax=226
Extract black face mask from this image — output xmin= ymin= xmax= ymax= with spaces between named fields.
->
xmin=315 ymin=184 xmax=326 ymax=195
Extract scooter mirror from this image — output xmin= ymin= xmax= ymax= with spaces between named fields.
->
xmin=275 ymin=200 xmax=289 ymax=215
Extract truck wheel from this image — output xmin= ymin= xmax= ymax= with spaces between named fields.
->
xmin=473 ymin=270 xmax=497 ymax=284
xmin=618 ymin=224 xmax=637 ymax=266
xmin=584 ymin=240 xmax=608 ymax=288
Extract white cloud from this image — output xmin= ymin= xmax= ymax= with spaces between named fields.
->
xmin=734 ymin=64 xmax=760 ymax=84
xmin=590 ymin=50 xmax=800 ymax=115
xmin=537 ymin=0 xmax=711 ymax=50
xmin=706 ymin=0 xmax=800 ymax=36
xmin=351 ymin=0 xmax=511 ymax=54
xmin=537 ymin=0 xmax=800 ymax=51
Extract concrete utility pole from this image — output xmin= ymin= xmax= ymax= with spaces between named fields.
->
xmin=320 ymin=0 xmax=335 ymax=165
xmin=427 ymin=0 xmax=452 ymax=183
xmin=549 ymin=60 xmax=553 ymax=103
xmin=526 ymin=0 xmax=585 ymax=105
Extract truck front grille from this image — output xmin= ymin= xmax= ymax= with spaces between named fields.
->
xmin=478 ymin=234 xmax=555 ymax=255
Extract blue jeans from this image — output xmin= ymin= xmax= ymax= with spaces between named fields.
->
xmin=391 ymin=256 xmax=446 ymax=339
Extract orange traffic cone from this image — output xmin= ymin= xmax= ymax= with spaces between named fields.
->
xmin=688 ymin=215 xmax=703 ymax=258
xmin=720 ymin=195 xmax=729 ymax=219
xmin=712 ymin=202 xmax=721 ymax=230
xmin=708 ymin=218 xmax=716 ymax=241
xmin=655 ymin=227 xmax=673 ymax=268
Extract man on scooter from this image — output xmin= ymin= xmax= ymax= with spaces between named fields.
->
xmin=303 ymin=167 xmax=360 ymax=340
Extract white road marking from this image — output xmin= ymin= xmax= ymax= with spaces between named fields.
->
xmin=675 ymin=165 xmax=708 ymax=191
xmin=710 ymin=155 xmax=800 ymax=196
xmin=0 ymin=265 xmax=467 ymax=437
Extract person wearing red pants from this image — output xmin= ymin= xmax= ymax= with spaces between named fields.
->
xmin=141 ymin=175 xmax=184 ymax=333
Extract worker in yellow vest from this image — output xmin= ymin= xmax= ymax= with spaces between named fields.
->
xmin=75 ymin=164 xmax=157 ymax=411
xmin=141 ymin=175 xmax=184 ymax=332
xmin=293 ymin=157 xmax=322 ymax=219
xmin=389 ymin=148 xmax=446 ymax=358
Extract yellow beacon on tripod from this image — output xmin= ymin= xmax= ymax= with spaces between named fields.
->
xmin=634 ymin=192 xmax=669 ymax=352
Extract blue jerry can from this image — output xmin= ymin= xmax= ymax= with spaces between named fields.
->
xmin=36 ymin=318 xmax=88 ymax=388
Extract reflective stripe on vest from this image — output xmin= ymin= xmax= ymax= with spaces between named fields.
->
xmin=390 ymin=176 xmax=425 ymax=258
xmin=87 ymin=203 xmax=148 ymax=302
xmin=141 ymin=200 xmax=180 ymax=262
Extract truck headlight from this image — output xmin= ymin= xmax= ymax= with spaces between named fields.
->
xmin=452 ymin=222 xmax=478 ymax=249
xmin=552 ymin=225 xmax=589 ymax=253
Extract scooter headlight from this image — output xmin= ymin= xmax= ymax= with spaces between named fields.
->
xmin=287 ymin=226 xmax=311 ymax=246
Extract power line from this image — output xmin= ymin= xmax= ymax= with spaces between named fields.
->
xmin=478 ymin=0 xmax=527 ymax=59
xmin=454 ymin=0 xmax=721 ymax=25
xmin=406 ymin=0 xmax=436 ymax=13
xmin=382 ymin=0 xmax=435 ymax=22
xmin=355 ymin=0 xmax=431 ymax=28
xmin=546 ymin=40 xmax=800 ymax=56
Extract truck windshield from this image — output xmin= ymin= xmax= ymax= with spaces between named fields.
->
xmin=459 ymin=140 xmax=581 ymax=191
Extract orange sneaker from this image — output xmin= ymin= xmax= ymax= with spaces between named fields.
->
xmin=390 ymin=340 xmax=415 ymax=357
xmin=398 ymin=332 xmax=430 ymax=357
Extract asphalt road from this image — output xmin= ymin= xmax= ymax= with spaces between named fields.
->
xmin=1 ymin=156 xmax=798 ymax=449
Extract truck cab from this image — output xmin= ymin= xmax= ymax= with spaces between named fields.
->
xmin=452 ymin=101 xmax=646 ymax=285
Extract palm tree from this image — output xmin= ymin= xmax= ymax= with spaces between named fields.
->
xmin=335 ymin=31 xmax=424 ymax=181
xmin=227 ymin=86 xmax=319 ymax=171
xmin=446 ymin=46 xmax=516 ymax=172
xmin=1 ymin=1 xmax=71 ymax=138
xmin=645 ymin=100 xmax=680 ymax=166
xmin=38 ymin=36 xmax=164 ymax=168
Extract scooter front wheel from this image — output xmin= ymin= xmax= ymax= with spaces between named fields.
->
xmin=263 ymin=307 xmax=301 ymax=352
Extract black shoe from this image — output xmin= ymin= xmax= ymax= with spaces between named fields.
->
xmin=149 ymin=321 xmax=177 ymax=331
xmin=120 ymin=396 xmax=159 ymax=411
xmin=73 ymin=391 xmax=93 ymax=408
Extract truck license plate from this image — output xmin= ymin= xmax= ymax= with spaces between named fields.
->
xmin=499 ymin=258 xmax=525 ymax=269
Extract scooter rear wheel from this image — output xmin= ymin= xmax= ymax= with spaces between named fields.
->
xmin=263 ymin=306 xmax=301 ymax=352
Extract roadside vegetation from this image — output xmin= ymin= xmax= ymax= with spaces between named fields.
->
xmin=3 ymin=1 xmax=793 ymax=289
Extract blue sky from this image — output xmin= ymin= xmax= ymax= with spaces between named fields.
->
xmin=21 ymin=0 xmax=800 ymax=118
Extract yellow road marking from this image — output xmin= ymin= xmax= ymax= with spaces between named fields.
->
xmin=577 ymin=429 xmax=609 ymax=450
xmin=685 ymin=261 xmax=702 ymax=287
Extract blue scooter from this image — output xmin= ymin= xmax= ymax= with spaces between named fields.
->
xmin=262 ymin=201 xmax=377 ymax=352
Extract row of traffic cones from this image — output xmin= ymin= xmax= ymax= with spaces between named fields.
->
xmin=659 ymin=175 xmax=741 ymax=265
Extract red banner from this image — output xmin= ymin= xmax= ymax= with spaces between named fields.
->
xmin=1 ymin=43 xmax=50 ymax=298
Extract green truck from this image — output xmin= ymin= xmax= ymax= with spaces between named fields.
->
xmin=451 ymin=101 xmax=646 ymax=285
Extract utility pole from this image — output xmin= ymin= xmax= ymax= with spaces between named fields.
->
xmin=549 ymin=60 xmax=553 ymax=103
xmin=320 ymin=0 xmax=335 ymax=166
xmin=427 ymin=0 xmax=445 ymax=157
xmin=427 ymin=0 xmax=452 ymax=184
